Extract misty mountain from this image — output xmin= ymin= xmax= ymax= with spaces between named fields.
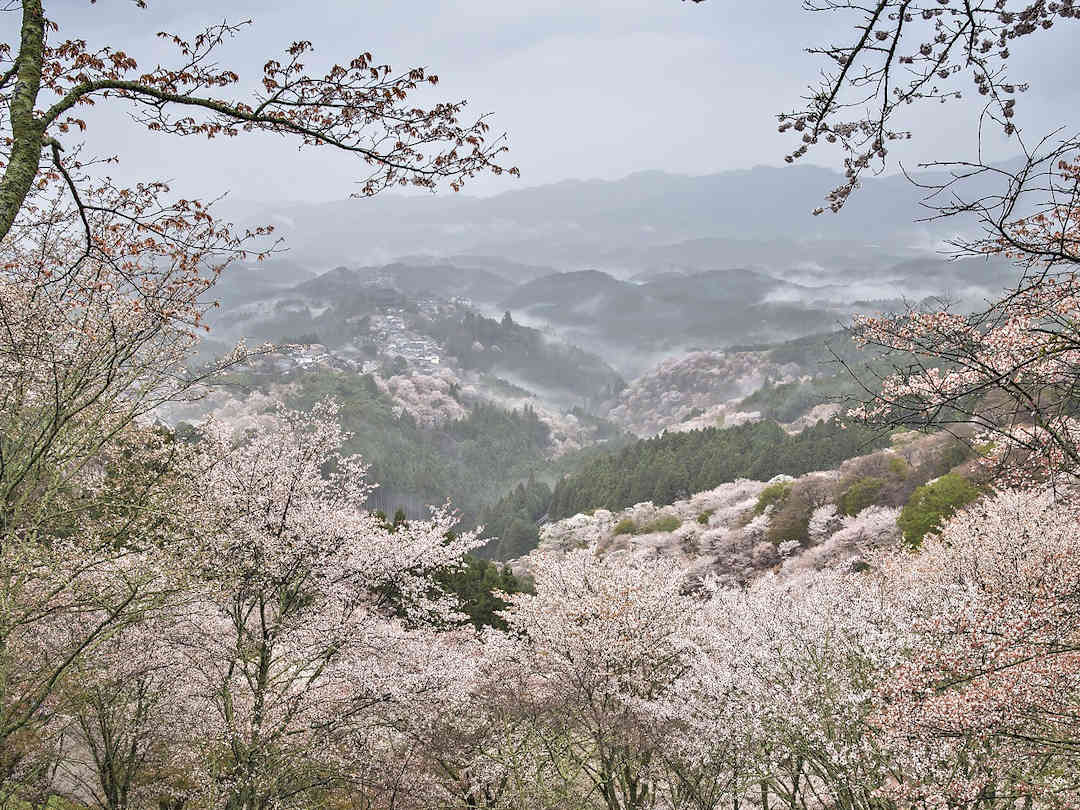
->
xmin=205 ymin=264 xmax=626 ymax=406
xmin=225 ymin=164 xmax=995 ymax=273
xmin=502 ymin=270 xmax=646 ymax=321
xmin=209 ymin=250 xmax=1014 ymax=382
xmin=207 ymin=164 xmax=1023 ymax=381
xmin=500 ymin=267 xmax=840 ymax=370
xmin=293 ymin=262 xmax=517 ymax=305
xmin=210 ymin=258 xmax=321 ymax=308
xmin=503 ymin=267 xmax=795 ymax=332
xmin=395 ymin=254 xmax=557 ymax=285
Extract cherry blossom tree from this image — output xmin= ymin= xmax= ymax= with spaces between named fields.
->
xmin=170 ymin=401 xmax=481 ymax=810
xmin=385 ymin=627 xmax=596 ymax=810
xmin=0 ymin=163 xmax=266 ymax=795
xmin=498 ymin=548 xmax=699 ymax=810
xmin=376 ymin=370 xmax=468 ymax=428
xmin=672 ymin=569 xmax=904 ymax=810
xmin=763 ymin=13 xmax=1080 ymax=802
xmin=54 ymin=614 xmax=197 ymax=810
xmin=879 ymin=489 xmax=1080 ymax=808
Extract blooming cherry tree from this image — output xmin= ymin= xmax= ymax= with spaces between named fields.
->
xmin=498 ymin=548 xmax=699 ymax=810
xmin=171 ymin=401 xmax=481 ymax=810
xmin=673 ymin=569 xmax=903 ymax=810
xmin=879 ymin=489 xmax=1080 ymax=808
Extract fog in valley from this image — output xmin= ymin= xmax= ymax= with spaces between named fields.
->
xmin=207 ymin=163 xmax=1020 ymax=379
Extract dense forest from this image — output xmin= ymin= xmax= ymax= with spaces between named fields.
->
xmin=426 ymin=310 xmax=626 ymax=403
xmin=283 ymin=371 xmax=561 ymax=521
xmin=548 ymin=418 xmax=890 ymax=520
xmin=475 ymin=476 xmax=554 ymax=560
xmin=469 ymin=417 xmax=891 ymax=561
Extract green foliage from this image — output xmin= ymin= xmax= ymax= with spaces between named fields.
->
xmin=697 ymin=509 xmax=715 ymax=525
xmin=222 ymin=367 xmax=632 ymax=564
xmin=435 ymin=555 xmax=533 ymax=631
xmin=548 ymin=418 xmax=889 ymax=520
xmin=933 ymin=440 xmax=974 ymax=475
xmin=286 ymin=370 xmax=554 ymax=524
xmin=755 ymin=480 xmax=794 ymax=514
xmin=427 ymin=310 xmax=625 ymax=402
xmin=888 ymin=455 xmax=911 ymax=477
xmin=764 ymin=477 xmax=832 ymax=546
xmin=1 ymin=795 xmax=86 ymax=810
xmin=898 ymin=473 xmax=981 ymax=548
xmin=173 ymin=420 xmax=202 ymax=444
xmin=766 ymin=504 xmax=811 ymax=546
xmin=476 ymin=476 xmax=552 ymax=561
xmin=637 ymin=514 xmax=682 ymax=534
xmin=839 ymin=476 xmax=885 ymax=516
xmin=613 ymin=518 xmax=638 ymax=535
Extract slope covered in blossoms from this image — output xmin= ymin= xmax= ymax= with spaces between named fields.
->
xmin=520 ymin=429 xmax=980 ymax=586
xmin=604 ymin=350 xmax=800 ymax=436
xmin=602 ymin=335 xmax=868 ymax=437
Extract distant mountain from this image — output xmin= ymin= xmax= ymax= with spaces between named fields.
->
xmin=398 ymin=254 xmax=557 ymax=285
xmin=210 ymin=259 xmax=321 ymax=308
xmin=498 ymin=267 xmax=838 ymax=369
xmin=224 ymin=165 xmax=983 ymax=271
xmin=642 ymin=267 xmax=785 ymax=303
xmin=505 ymin=266 xmax=795 ymax=326
xmin=295 ymin=262 xmax=517 ymax=305
xmin=599 ymin=237 xmax=921 ymax=277
xmin=502 ymin=270 xmax=648 ymax=323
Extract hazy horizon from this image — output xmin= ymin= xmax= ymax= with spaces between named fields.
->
xmin=46 ymin=0 xmax=1080 ymax=205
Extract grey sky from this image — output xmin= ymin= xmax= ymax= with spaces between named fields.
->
xmin=44 ymin=0 xmax=1080 ymax=203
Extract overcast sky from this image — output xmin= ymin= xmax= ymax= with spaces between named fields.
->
xmin=43 ymin=0 xmax=1080 ymax=204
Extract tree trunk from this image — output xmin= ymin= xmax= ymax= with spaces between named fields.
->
xmin=0 ymin=0 xmax=47 ymax=243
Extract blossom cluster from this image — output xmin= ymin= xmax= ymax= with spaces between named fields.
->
xmin=606 ymin=350 xmax=800 ymax=436
xmin=524 ymin=469 xmax=900 ymax=587
xmin=375 ymin=367 xmax=469 ymax=427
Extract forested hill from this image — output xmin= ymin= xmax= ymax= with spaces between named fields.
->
xmin=282 ymin=371 xmax=558 ymax=521
xmin=206 ymin=271 xmax=625 ymax=405
xmin=425 ymin=310 xmax=625 ymax=404
xmin=548 ymin=419 xmax=889 ymax=519
xmin=477 ymin=417 xmax=889 ymax=560
xmin=526 ymin=428 xmax=982 ymax=589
